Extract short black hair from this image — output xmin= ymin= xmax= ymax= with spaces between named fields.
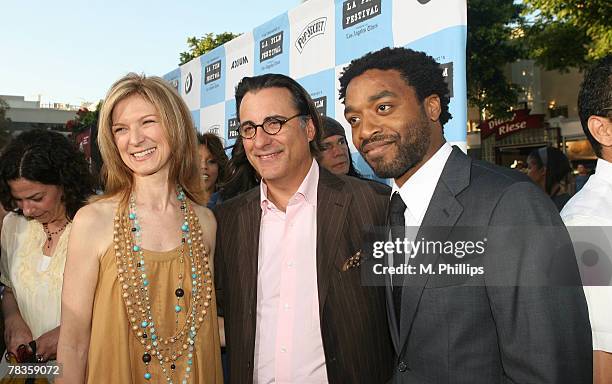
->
xmin=235 ymin=73 xmax=321 ymax=154
xmin=578 ymin=55 xmax=612 ymax=158
xmin=338 ymin=47 xmax=452 ymax=126
xmin=0 ymin=129 xmax=95 ymax=219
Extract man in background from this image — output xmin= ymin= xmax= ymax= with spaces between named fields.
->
xmin=562 ymin=54 xmax=612 ymax=384
xmin=317 ymin=116 xmax=362 ymax=177
xmin=575 ymin=163 xmax=590 ymax=192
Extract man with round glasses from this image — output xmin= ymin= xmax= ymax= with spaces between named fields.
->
xmin=214 ymin=73 xmax=393 ymax=383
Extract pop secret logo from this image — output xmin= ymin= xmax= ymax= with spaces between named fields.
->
xmin=295 ymin=17 xmax=327 ymax=53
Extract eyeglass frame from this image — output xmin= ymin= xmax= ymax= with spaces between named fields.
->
xmin=238 ymin=113 xmax=306 ymax=139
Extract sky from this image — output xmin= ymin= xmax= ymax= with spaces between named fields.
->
xmin=0 ymin=0 xmax=301 ymax=106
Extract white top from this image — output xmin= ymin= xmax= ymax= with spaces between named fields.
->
xmin=561 ymin=158 xmax=612 ymax=352
xmin=389 ymin=143 xmax=453 ymax=271
xmin=391 ymin=142 xmax=453 ymax=227
xmin=0 ymin=213 xmax=68 ymax=339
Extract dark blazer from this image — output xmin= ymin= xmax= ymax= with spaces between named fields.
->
xmin=388 ymin=147 xmax=592 ymax=383
xmin=215 ymin=166 xmax=394 ymax=384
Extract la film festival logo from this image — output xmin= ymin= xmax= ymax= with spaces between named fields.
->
xmin=204 ymin=60 xmax=222 ymax=85
xmin=312 ymin=96 xmax=327 ymax=117
xmin=260 ymin=31 xmax=284 ymax=62
xmin=295 ymin=17 xmax=327 ymax=53
xmin=343 ymin=0 xmax=381 ymax=29
xmin=441 ymin=62 xmax=454 ymax=97
xmin=184 ymin=73 xmax=193 ymax=94
xmin=227 ymin=118 xmax=239 ymax=140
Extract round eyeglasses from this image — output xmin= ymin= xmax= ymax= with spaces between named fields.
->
xmin=238 ymin=113 xmax=305 ymax=139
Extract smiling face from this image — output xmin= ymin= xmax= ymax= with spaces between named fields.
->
xmin=111 ymin=94 xmax=171 ymax=178
xmin=8 ymin=178 xmax=65 ymax=223
xmin=239 ymin=87 xmax=315 ymax=189
xmin=344 ymin=69 xmax=442 ymax=186
xmin=199 ymin=144 xmax=219 ymax=192
xmin=318 ymin=134 xmax=350 ymax=175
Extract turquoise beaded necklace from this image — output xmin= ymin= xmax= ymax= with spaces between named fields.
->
xmin=114 ymin=186 xmax=213 ymax=383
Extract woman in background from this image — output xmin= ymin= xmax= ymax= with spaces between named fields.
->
xmin=219 ymin=136 xmax=260 ymax=201
xmin=527 ymin=146 xmax=572 ymax=211
xmin=197 ymin=133 xmax=229 ymax=208
xmin=0 ymin=130 xmax=93 ymax=373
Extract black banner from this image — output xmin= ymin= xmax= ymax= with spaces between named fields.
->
xmin=260 ymin=31 xmax=284 ymax=62
xmin=343 ymin=0 xmax=382 ymax=29
xmin=204 ymin=60 xmax=222 ymax=84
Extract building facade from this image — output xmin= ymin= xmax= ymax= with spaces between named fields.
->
xmin=467 ymin=60 xmax=595 ymax=169
xmin=0 ymin=95 xmax=78 ymax=135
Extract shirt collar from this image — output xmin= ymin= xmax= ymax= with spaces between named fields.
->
xmin=391 ymin=143 xmax=453 ymax=222
xmin=260 ymin=158 xmax=319 ymax=212
xmin=595 ymin=158 xmax=612 ymax=184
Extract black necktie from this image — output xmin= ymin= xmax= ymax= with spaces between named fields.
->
xmin=389 ymin=192 xmax=407 ymax=329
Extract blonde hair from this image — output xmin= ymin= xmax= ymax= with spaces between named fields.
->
xmin=96 ymin=73 xmax=206 ymax=207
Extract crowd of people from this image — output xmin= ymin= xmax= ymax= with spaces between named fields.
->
xmin=0 ymin=47 xmax=609 ymax=384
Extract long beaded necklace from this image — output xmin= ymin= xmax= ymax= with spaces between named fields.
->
xmin=113 ymin=187 xmax=213 ymax=383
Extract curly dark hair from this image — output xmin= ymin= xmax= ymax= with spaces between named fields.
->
xmin=197 ymin=133 xmax=229 ymax=190
xmin=338 ymin=47 xmax=452 ymax=126
xmin=578 ymin=55 xmax=612 ymax=158
xmin=0 ymin=129 xmax=95 ymax=219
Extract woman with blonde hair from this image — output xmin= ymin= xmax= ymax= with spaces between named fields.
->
xmin=57 ymin=73 xmax=222 ymax=383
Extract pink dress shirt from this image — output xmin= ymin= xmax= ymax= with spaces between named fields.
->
xmin=253 ymin=159 xmax=328 ymax=384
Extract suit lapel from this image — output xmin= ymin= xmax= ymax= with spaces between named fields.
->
xmin=239 ymin=190 xmax=263 ymax=349
xmin=397 ymin=147 xmax=470 ymax=355
xmin=316 ymin=168 xmax=351 ymax=316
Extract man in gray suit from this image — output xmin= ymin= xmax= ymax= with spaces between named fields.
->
xmin=339 ymin=47 xmax=592 ymax=383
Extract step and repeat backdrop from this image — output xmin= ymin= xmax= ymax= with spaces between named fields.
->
xmin=163 ymin=0 xmax=467 ymax=179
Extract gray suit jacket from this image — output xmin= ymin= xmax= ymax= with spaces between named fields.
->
xmin=215 ymin=166 xmax=394 ymax=384
xmin=388 ymin=147 xmax=592 ymax=384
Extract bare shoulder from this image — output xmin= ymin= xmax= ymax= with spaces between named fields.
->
xmin=74 ymin=199 xmax=117 ymax=228
xmin=190 ymin=202 xmax=216 ymax=253
xmin=70 ymin=198 xmax=119 ymax=258
xmin=191 ymin=203 xmax=216 ymax=232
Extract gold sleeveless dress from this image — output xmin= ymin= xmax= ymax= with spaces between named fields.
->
xmin=86 ymin=241 xmax=222 ymax=383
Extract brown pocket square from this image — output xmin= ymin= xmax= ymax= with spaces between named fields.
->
xmin=341 ymin=249 xmax=363 ymax=271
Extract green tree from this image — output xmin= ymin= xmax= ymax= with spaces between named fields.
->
xmin=179 ymin=32 xmax=241 ymax=65
xmin=523 ymin=0 xmax=612 ymax=70
xmin=0 ymin=97 xmax=12 ymax=149
xmin=467 ymin=0 xmax=524 ymax=119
